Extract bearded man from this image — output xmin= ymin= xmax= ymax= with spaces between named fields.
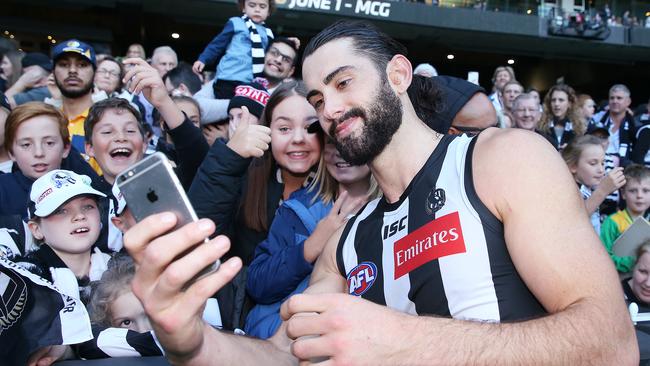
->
xmin=52 ymin=39 xmax=96 ymax=152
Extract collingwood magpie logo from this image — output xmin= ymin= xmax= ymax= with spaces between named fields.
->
xmin=425 ymin=188 xmax=446 ymax=215
xmin=0 ymin=267 xmax=27 ymax=331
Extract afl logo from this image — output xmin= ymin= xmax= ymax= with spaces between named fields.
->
xmin=346 ymin=262 xmax=377 ymax=296
xmin=425 ymin=188 xmax=446 ymax=215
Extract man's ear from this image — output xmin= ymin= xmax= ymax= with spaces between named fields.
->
xmin=111 ymin=216 xmax=126 ymax=233
xmin=28 ymin=221 xmax=44 ymax=241
xmin=288 ymin=66 xmax=295 ymax=78
xmin=447 ymin=127 xmax=463 ymax=136
xmin=85 ymin=142 xmax=95 ymax=158
xmin=386 ymin=54 xmax=412 ymax=95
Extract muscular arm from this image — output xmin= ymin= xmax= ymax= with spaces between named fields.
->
xmin=401 ymin=129 xmax=637 ymax=365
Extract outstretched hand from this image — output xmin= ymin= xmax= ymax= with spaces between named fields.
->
xmin=122 ymin=57 xmax=170 ymax=108
xmin=123 ymin=212 xmax=242 ymax=361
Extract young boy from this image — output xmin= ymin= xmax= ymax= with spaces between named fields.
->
xmin=192 ymin=0 xmax=275 ymax=98
xmin=601 ymin=164 xmax=650 ymax=273
xmin=84 ymin=58 xmax=209 ymax=251
xmin=19 ymin=169 xmax=110 ymax=304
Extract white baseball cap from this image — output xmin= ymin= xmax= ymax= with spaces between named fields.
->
xmin=29 ymin=170 xmax=106 ymax=217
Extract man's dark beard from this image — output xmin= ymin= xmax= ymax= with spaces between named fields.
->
xmin=329 ymin=79 xmax=402 ymax=166
xmin=55 ymin=77 xmax=93 ymax=99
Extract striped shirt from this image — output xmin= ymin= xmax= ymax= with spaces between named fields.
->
xmin=337 ymin=134 xmax=545 ymax=322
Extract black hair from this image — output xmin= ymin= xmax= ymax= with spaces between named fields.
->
xmin=407 ymin=75 xmax=443 ymax=131
xmin=302 ymin=20 xmax=407 ymax=74
xmin=163 ymin=62 xmax=202 ymax=95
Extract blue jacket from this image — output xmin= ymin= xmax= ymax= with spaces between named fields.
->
xmin=188 ymin=139 xmax=284 ymax=264
xmin=0 ymin=148 xmax=99 ymax=219
xmin=198 ymin=17 xmax=272 ymax=83
xmin=245 ymin=187 xmax=332 ymax=339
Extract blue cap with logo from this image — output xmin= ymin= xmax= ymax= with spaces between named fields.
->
xmin=52 ymin=39 xmax=96 ymax=68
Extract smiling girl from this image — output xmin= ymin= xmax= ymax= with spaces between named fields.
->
xmin=562 ymin=135 xmax=626 ymax=234
xmin=190 ymin=80 xmax=322 ymax=264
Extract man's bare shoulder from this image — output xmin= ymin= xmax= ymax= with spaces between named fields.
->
xmin=471 ymin=127 xmax=576 ymax=220
xmin=475 ymin=127 xmax=555 ymax=159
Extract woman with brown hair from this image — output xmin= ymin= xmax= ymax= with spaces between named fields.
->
xmin=537 ymin=84 xmax=585 ymax=150
xmin=189 ymin=80 xmax=322 ymax=264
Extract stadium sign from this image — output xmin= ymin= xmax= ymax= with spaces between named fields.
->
xmin=281 ymin=0 xmax=391 ymax=18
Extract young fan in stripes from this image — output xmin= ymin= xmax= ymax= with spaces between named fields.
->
xmin=192 ymin=0 xmax=297 ymax=99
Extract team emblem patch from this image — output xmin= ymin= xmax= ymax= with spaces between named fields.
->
xmin=347 ymin=262 xmax=378 ymax=296
xmin=51 ymin=171 xmax=76 ymax=188
xmin=425 ymin=188 xmax=446 ymax=215
xmin=0 ymin=267 xmax=28 ymax=331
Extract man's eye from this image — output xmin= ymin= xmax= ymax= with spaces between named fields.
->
xmin=337 ymin=79 xmax=350 ymax=89
xmin=279 ymin=127 xmax=290 ymax=133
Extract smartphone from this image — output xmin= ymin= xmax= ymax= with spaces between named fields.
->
xmin=116 ymin=152 xmax=219 ymax=283
xmin=467 ymin=71 xmax=479 ymax=85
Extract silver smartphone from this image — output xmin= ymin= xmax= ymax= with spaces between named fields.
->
xmin=116 ymin=152 xmax=219 ymax=282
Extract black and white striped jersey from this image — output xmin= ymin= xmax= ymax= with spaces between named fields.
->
xmin=336 ymin=134 xmax=545 ymax=323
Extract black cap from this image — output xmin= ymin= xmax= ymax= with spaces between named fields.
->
xmin=22 ymin=52 xmax=52 ymax=72
xmin=227 ymin=82 xmax=270 ymax=119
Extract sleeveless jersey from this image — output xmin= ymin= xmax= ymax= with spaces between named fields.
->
xmin=336 ymin=134 xmax=545 ymax=322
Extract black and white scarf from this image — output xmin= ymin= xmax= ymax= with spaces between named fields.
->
xmin=242 ymin=15 xmax=274 ymax=78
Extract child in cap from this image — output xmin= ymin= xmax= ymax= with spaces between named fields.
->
xmin=601 ymin=164 xmax=650 ymax=274
xmin=227 ymin=81 xmax=269 ymax=140
xmin=192 ymin=0 xmax=277 ymax=99
xmin=18 ymin=169 xmax=110 ymax=304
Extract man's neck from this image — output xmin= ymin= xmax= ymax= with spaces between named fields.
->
xmin=609 ymin=111 xmax=626 ymax=126
xmin=369 ymin=104 xmax=440 ymax=204
xmin=62 ymin=93 xmax=93 ymax=118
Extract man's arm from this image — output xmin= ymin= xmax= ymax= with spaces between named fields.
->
xmin=282 ymin=129 xmax=638 ymax=365
xmin=464 ymin=128 xmax=637 ymax=364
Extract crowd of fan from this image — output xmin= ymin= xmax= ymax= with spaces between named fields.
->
xmin=1 ymin=0 xmax=650 ymax=363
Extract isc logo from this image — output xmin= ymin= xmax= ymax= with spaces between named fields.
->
xmin=383 ymin=215 xmax=407 ymax=240
xmin=347 ymin=262 xmax=378 ymax=296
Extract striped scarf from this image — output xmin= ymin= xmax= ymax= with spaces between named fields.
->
xmin=242 ymin=15 xmax=274 ymax=79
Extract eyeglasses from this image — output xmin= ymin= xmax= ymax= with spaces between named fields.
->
xmin=97 ymin=68 xmax=120 ymax=78
xmin=267 ymin=47 xmax=294 ymax=65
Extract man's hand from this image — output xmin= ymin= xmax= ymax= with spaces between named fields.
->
xmin=226 ymin=106 xmax=271 ymax=158
xmin=282 ymin=293 xmax=409 ymax=365
xmin=27 ymin=345 xmax=71 ymax=366
xmin=123 ymin=212 xmax=242 ymax=362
